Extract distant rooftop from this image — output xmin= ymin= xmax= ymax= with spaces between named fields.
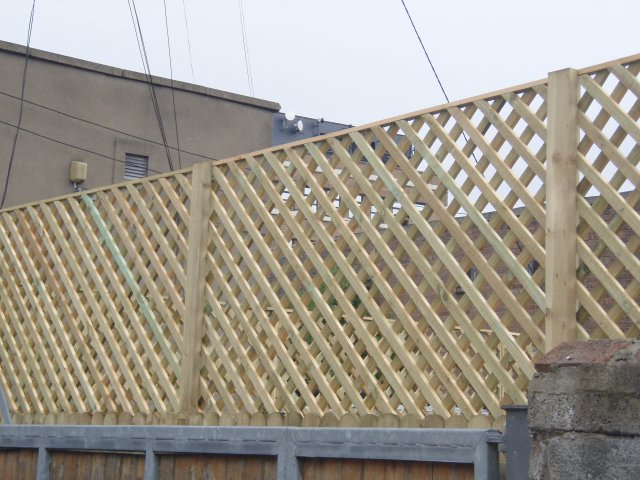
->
xmin=0 ymin=40 xmax=280 ymax=112
xmin=272 ymin=112 xmax=352 ymax=147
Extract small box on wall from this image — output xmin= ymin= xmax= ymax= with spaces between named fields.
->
xmin=70 ymin=160 xmax=87 ymax=184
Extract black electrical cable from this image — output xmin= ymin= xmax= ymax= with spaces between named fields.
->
xmin=127 ymin=0 xmax=175 ymax=170
xmin=180 ymin=0 xmax=196 ymax=83
xmin=163 ymin=0 xmax=183 ymax=169
xmin=399 ymin=0 xmax=450 ymax=103
xmin=237 ymin=0 xmax=255 ymax=97
xmin=129 ymin=0 xmax=174 ymax=169
xmin=0 ymin=90 xmax=218 ymax=162
xmin=399 ymin=0 xmax=478 ymax=162
xmin=0 ymin=119 xmax=163 ymax=175
xmin=1 ymin=0 xmax=36 ymax=209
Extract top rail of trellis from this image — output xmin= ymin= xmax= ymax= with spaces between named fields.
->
xmin=0 ymin=52 xmax=638 ymax=429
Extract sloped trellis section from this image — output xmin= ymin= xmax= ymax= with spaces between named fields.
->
xmin=0 ymin=54 xmax=638 ymax=428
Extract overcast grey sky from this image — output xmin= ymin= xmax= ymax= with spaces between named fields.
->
xmin=2 ymin=1 xmax=640 ymax=125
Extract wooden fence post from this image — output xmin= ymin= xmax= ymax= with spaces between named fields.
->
xmin=179 ymin=161 xmax=212 ymax=412
xmin=545 ymin=68 xmax=579 ymax=352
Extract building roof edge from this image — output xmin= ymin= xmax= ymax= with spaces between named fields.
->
xmin=0 ymin=40 xmax=281 ymax=112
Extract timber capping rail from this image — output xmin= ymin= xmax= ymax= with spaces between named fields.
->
xmin=0 ymin=53 xmax=638 ymax=427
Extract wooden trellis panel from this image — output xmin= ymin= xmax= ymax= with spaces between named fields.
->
xmin=0 ymin=53 xmax=638 ymax=426
xmin=0 ymin=172 xmax=192 ymax=417
xmin=197 ymin=80 xmax=549 ymax=423
xmin=574 ymin=59 xmax=640 ymax=339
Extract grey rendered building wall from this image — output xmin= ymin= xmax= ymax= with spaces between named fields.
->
xmin=0 ymin=41 xmax=280 ymax=207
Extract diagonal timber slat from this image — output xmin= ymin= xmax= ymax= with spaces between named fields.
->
xmin=80 ymin=196 xmax=169 ymax=413
xmin=293 ymin=143 xmax=463 ymax=416
xmin=266 ymin=148 xmax=416 ymax=414
xmin=397 ymin=119 xmax=538 ymax=377
xmin=214 ymin=166 xmax=348 ymax=415
xmin=574 ymin=60 xmax=640 ymax=339
xmin=326 ymin=133 xmax=514 ymax=414
xmin=241 ymin=156 xmax=388 ymax=414
xmin=310 ymin=139 xmax=472 ymax=416
xmin=415 ymin=115 xmax=546 ymax=313
xmin=274 ymin=145 xmax=439 ymax=415
xmin=20 ymin=207 xmax=111 ymax=412
xmin=61 ymin=200 xmax=152 ymax=412
xmin=5 ymin=213 xmax=88 ymax=412
xmin=35 ymin=202 xmax=133 ymax=413
xmin=0 ymin=218 xmax=65 ymax=413
xmin=0 ymin=282 xmax=49 ymax=413
xmin=243 ymin=153 xmax=397 ymax=416
xmin=228 ymin=164 xmax=369 ymax=415
xmin=205 ymin=208 xmax=300 ymax=414
xmin=209 ymin=179 xmax=324 ymax=414
xmin=370 ymin=125 xmax=540 ymax=388
xmin=103 ymin=188 xmax=182 ymax=376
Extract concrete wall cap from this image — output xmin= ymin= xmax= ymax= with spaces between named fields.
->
xmin=535 ymin=340 xmax=639 ymax=373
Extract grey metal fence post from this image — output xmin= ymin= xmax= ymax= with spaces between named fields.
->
xmin=144 ymin=447 xmax=159 ymax=480
xmin=36 ymin=447 xmax=51 ymax=480
xmin=473 ymin=433 xmax=500 ymax=480
xmin=277 ymin=429 xmax=301 ymax=480
xmin=503 ymin=405 xmax=531 ymax=480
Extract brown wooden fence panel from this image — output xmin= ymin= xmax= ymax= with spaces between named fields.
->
xmin=158 ymin=454 xmax=276 ymax=480
xmin=49 ymin=451 xmax=145 ymax=480
xmin=0 ymin=53 xmax=638 ymax=427
xmin=0 ymin=449 xmax=37 ymax=480
xmin=302 ymin=458 xmax=474 ymax=480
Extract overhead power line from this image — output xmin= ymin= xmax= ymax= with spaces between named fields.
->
xmin=163 ymin=0 xmax=183 ymax=169
xmin=1 ymin=0 xmax=37 ymax=209
xmin=237 ymin=0 xmax=255 ymax=97
xmin=399 ymin=0 xmax=477 ymax=162
xmin=180 ymin=0 xmax=196 ymax=83
xmin=0 ymin=90 xmax=218 ymax=162
xmin=127 ymin=0 xmax=175 ymax=170
xmin=0 ymin=119 xmax=163 ymax=175
xmin=399 ymin=0 xmax=450 ymax=103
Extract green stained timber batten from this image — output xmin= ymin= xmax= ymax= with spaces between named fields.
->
xmin=82 ymin=194 xmax=180 ymax=376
